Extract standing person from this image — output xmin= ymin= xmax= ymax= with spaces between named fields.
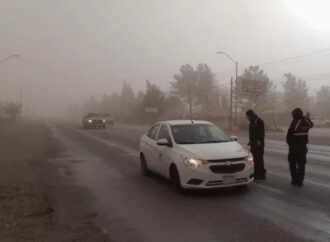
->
xmin=246 ymin=109 xmax=267 ymax=180
xmin=286 ymin=108 xmax=313 ymax=187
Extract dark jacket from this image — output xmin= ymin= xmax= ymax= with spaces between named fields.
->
xmin=286 ymin=109 xmax=313 ymax=146
xmin=249 ymin=116 xmax=265 ymax=145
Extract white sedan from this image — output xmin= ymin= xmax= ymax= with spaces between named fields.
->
xmin=139 ymin=120 xmax=254 ymax=191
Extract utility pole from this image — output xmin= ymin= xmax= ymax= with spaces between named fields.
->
xmin=230 ymin=77 xmax=233 ymax=129
xmin=216 ymin=51 xmax=239 ymax=130
xmin=188 ymin=77 xmax=193 ymax=120
xmin=19 ymin=87 xmax=23 ymax=116
xmin=235 ymin=62 xmax=238 ymax=128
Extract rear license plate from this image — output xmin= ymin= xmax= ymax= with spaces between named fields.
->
xmin=223 ymin=176 xmax=235 ymax=184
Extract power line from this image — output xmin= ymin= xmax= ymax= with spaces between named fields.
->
xmin=215 ymin=47 xmax=330 ymax=76
xmin=258 ymin=47 xmax=330 ymax=67
xmin=271 ymin=72 xmax=330 ymax=83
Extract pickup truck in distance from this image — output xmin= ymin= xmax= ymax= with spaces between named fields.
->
xmin=82 ymin=113 xmax=106 ymax=129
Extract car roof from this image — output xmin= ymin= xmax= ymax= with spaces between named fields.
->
xmin=157 ymin=120 xmax=212 ymax=126
xmin=85 ymin=113 xmax=102 ymax=117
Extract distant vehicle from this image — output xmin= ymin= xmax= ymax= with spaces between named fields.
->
xmin=311 ymin=116 xmax=328 ymax=127
xmin=326 ymin=121 xmax=330 ymax=128
xmin=82 ymin=113 xmax=106 ymax=129
xmin=139 ymin=120 xmax=254 ymax=191
xmin=103 ymin=113 xmax=115 ymax=125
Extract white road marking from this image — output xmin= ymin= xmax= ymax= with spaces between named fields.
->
xmin=269 ymin=170 xmax=330 ymax=190
xmin=305 ymin=179 xmax=330 ymax=190
xmin=251 ymin=195 xmax=330 ymax=241
xmin=265 ymin=158 xmax=330 ymax=180
xmin=254 ymin=183 xmax=284 ymax=194
xmin=239 ymin=137 xmax=330 ymax=163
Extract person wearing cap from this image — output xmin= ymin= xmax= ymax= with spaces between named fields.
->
xmin=286 ymin=108 xmax=313 ymax=187
xmin=246 ymin=109 xmax=266 ymax=180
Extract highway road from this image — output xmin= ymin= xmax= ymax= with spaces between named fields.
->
xmin=48 ymin=122 xmax=330 ymax=242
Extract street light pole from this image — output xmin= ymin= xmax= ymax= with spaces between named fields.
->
xmin=216 ymin=51 xmax=239 ymax=129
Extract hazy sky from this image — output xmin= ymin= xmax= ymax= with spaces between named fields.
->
xmin=1 ymin=0 xmax=330 ymax=116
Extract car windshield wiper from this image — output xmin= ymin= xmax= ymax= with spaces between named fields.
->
xmin=199 ymin=140 xmax=230 ymax=143
xmin=177 ymin=141 xmax=199 ymax=144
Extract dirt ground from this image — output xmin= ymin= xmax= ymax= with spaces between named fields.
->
xmin=0 ymin=118 xmax=108 ymax=242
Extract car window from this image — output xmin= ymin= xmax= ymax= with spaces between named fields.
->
xmin=157 ymin=124 xmax=170 ymax=140
xmin=147 ymin=127 xmax=153 ymax=137
xmin=148 ymin=124 xmax=160 ymax=140
xmin=171 ymin=124 xmax=231 ymax=144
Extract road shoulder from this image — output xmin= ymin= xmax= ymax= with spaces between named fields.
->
xmin=0 ymin=119 xmax=108 ymax=241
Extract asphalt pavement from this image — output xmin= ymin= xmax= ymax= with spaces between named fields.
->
xmin=48 ymin=122 xmax=330 ymax=242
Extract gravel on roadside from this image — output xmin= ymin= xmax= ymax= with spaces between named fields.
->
xmin=0 ymin=119 xmax=109 ymax=242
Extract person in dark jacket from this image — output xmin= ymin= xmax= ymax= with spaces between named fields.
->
xmin=286 ymin=108 xmax=313 ymax=187
xmin=246 ymin=109 xmax=266 ymax=180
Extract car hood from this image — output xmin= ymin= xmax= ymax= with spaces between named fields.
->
xmin=177 ymin=142 xmax=248 ymax=160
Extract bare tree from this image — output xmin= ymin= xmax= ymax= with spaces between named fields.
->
xmin=171 ymin=64 xmax=198 ymax=117
xmin=282 ymin=73 xmax=310 ymax=113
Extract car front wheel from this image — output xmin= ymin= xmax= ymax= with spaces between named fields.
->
xmin=170 ymin=165 xmax=184 ymax=193
xmin=140 ymin=154 xmax=151 ymax=176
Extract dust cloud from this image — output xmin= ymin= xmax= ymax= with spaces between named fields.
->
xmin=1 ymin=0 xmax=330 ymax=120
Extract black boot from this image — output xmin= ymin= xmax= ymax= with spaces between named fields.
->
xmin=291 ymin=180 xmax=298 ymax=186
xmin=297 ymin=182 xmax=303 ymax=188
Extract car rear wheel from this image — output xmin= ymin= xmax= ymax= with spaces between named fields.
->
xmin=140 ymin=154 xmax=151 ymax=176
xmin=170 ymin=165 xmax=184 ymax=193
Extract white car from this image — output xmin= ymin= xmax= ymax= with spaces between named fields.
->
xmin=139 ymin=120 xmax=254 ymax=191
xmin=311 ymin=116 xmax=329 ymax=127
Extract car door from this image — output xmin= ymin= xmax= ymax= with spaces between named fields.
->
xmin=155 ymin=124 xmax=173 ymax=177
xmin=143 ymin=124 xmax=161 ymax=173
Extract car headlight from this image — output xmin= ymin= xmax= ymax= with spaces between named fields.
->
xmin=88 ymin=120 xmax=93 ymax=123
xmin=102 ymin=119 xmax=106 ymax=123
xmin=183 ymin=157 xmax=208 ymax=168
xmin=245 ymin=154 xmax=254 ymax=164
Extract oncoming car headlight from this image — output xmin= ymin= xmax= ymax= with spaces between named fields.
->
xmin=245 ymin=154 xmax=254 ymax=164
xmin=88 ymin=119 xmax=93 ymax=123
xmin=102 ymin=119 xmax=106 ymax=123
xmin=183 ymin=157 xmax=208 ymax=168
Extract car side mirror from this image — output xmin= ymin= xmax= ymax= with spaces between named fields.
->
xmin=230 ymin=135 xmax=238 ymax=141
xmin=156 ymin=138 xmax=172 ymax=147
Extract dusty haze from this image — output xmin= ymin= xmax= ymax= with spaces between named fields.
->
xmin=1 ymin=0 xmax=330 ymax=117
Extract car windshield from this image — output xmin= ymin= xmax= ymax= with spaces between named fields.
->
xmin=171 ymin=124 xmax=231 ymax=144
xmin=85 ymin=113 xmax=101 ymax=118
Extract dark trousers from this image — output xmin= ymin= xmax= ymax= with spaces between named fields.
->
xmin=251 ymin=143 xmax=266 ymax=178
xmin=288 ymin=145 xmax=308 ymax=184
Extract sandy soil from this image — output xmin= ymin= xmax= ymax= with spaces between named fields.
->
xmin=0 ymin=118 xmax=108 ymax=242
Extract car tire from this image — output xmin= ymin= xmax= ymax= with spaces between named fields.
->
xmin=237 ymin=185 xmax=248 ymax=191
xmin=140 ymin=154 xmax=151 ymax=176
xmin=170 ymin=165 xmax=184 ymax=193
